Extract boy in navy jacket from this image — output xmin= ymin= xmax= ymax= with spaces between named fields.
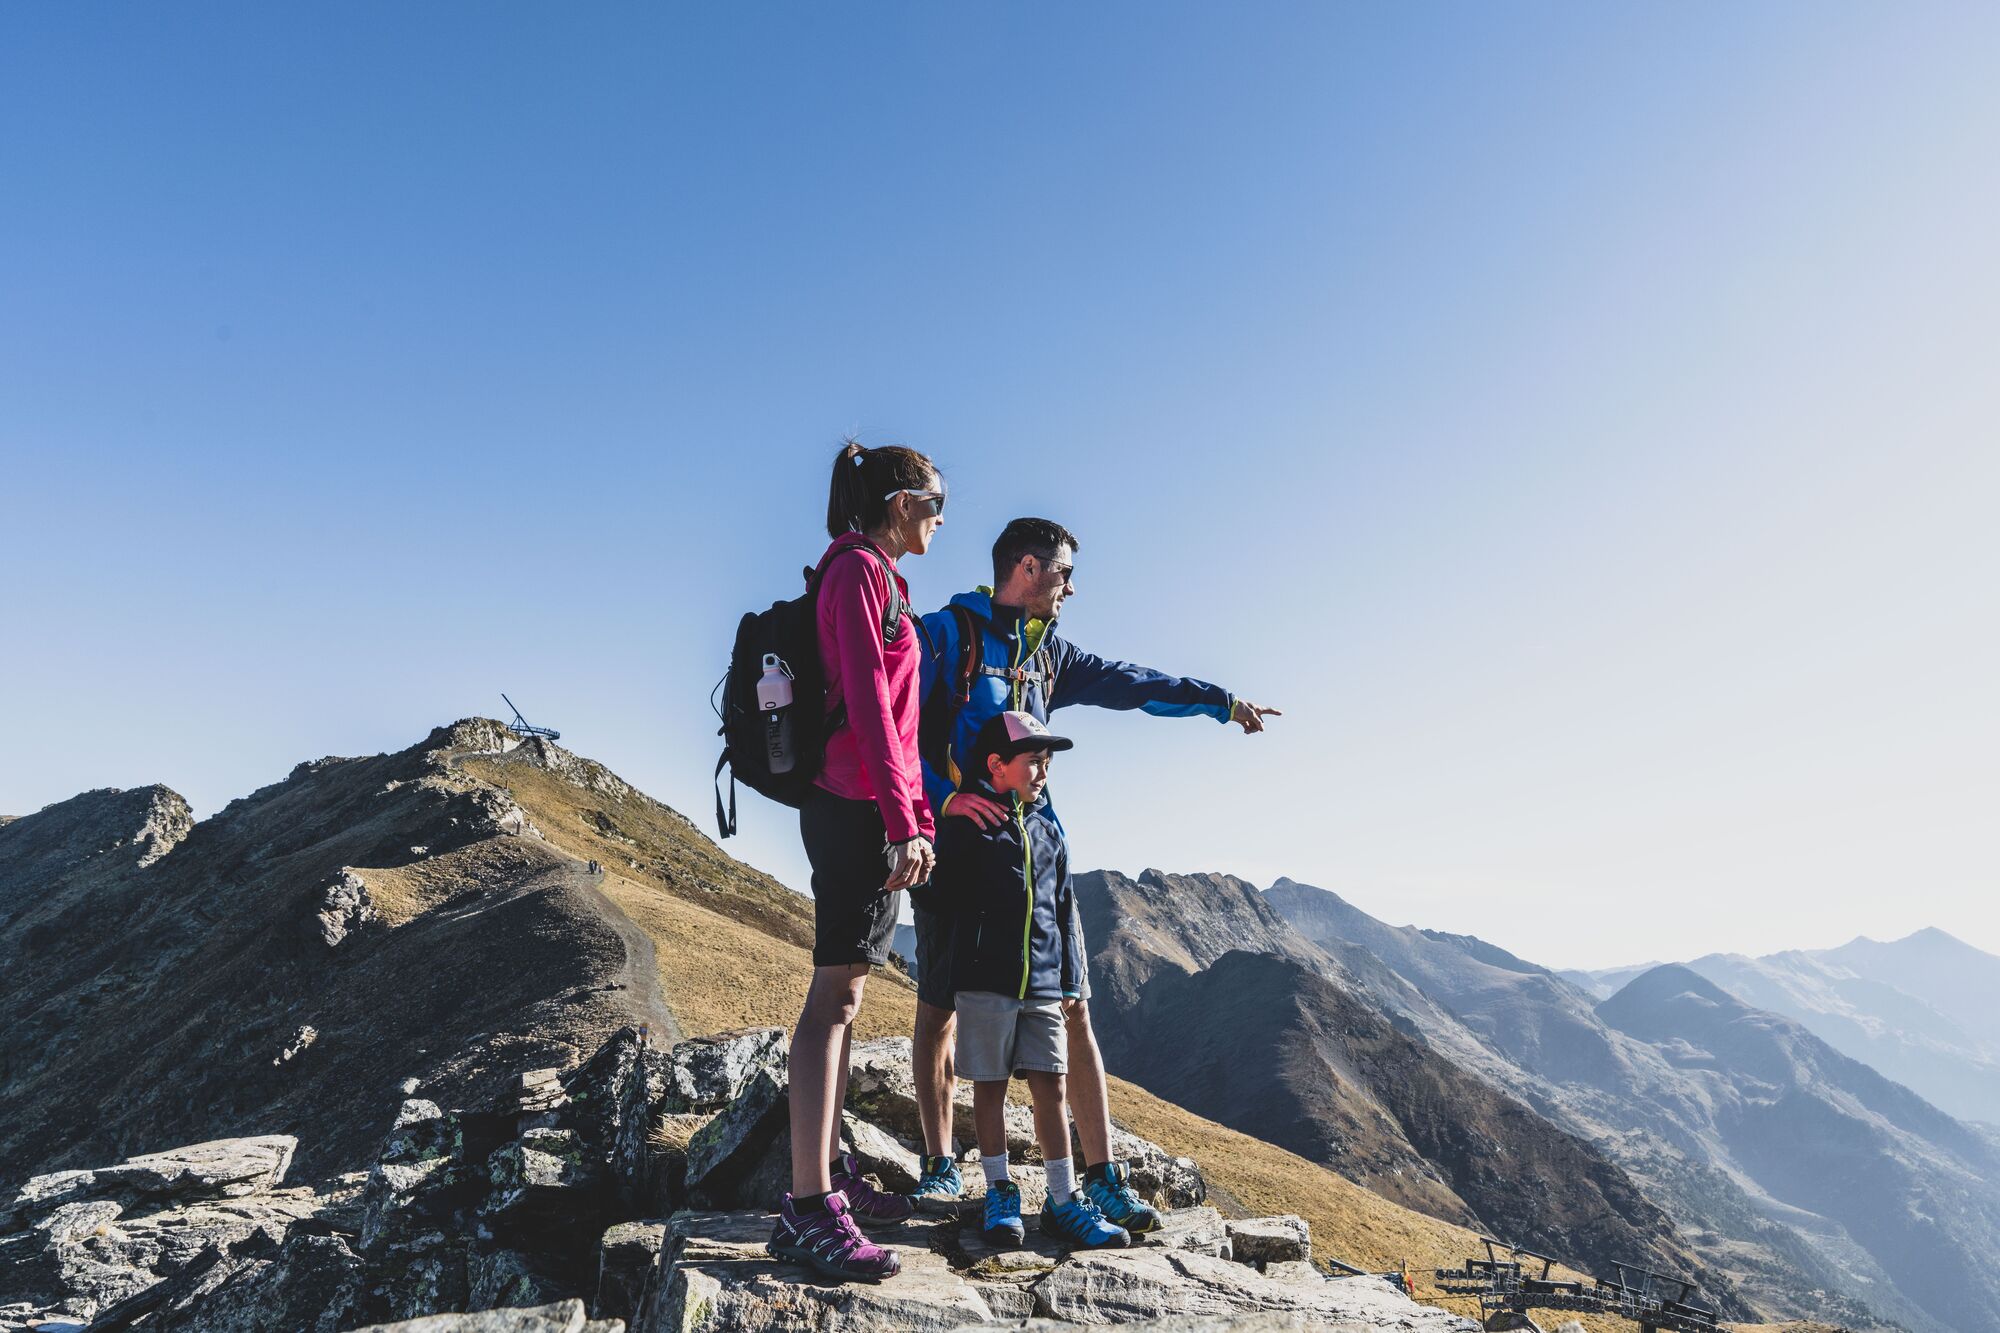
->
xmin=923 ymin=711 xmax=1130 ymax=1250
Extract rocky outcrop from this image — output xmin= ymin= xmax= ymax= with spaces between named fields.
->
xmin=2 ymin=1024 xmax=1413 ymax=1333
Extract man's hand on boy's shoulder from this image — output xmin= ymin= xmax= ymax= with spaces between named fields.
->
xmin=1230 ymin=698 xmax=1283 ymax=734
xmin=943 ymin=791 xmax=1009 ymax=828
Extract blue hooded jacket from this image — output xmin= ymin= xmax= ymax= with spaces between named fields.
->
xmin=916 ymin=589 xmax=1235 ymax=818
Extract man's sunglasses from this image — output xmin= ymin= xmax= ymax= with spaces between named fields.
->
xmin=1032 ymin=555 xmax=1074 ymax=585
xmin=884 ymin=488 xmax=947 ymax=517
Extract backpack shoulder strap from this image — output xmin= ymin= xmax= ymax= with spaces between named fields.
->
xmin=812 ymin=543 xmax=906 ymax=645
xmin=1036 ymin=638 xmax=1059 ymax=714
xmin=948 ymin=603 xmax=982 ymax=705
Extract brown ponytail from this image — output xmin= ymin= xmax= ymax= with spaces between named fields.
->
xmin=825 ymin=438 xmax=940 ymax=539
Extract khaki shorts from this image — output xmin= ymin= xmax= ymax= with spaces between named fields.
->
xmin=954 ymin=991 xmax=1067 ymax=1081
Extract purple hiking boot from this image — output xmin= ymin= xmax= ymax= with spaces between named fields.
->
xmin=767 ymin=1189 xmax=902 ymax=1282
xmin=831 ymin=1152 xmax=916 ymax=1229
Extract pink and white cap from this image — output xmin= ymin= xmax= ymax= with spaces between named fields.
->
xmin=971 ymin=709 xmax=1075 ymax=772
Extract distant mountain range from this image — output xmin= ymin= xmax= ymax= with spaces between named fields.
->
xmin=1070 ymin=870 xmax=2000 ymax=1333
xmin=1563 ymin=929 xmax=2000 ymax=1127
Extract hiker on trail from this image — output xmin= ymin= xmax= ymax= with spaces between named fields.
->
xmin=767 ymin=441 xmax=946 ymax=1283
xmin=908 ymin=517 xmax=1281 ymax=1230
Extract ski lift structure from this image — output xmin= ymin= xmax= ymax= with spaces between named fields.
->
xmin=501 ymin=694 xmax=560 ymax=743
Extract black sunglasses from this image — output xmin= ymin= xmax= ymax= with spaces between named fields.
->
xmin=884 ymin=488 xmax=946 ymax=518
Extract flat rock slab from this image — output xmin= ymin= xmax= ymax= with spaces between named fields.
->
xmin=1032 ymin=1250 xmax=1478 ymax=1330
xmin=642 ymin=1208 xmax=1468 ymax=1333
xmin=352 ymin=1298 xmax=624 ymax=1332
xmin=98 ymin=1136 xmax=298 ymax=1201
xmin=640 ymin=1209 xmax=993 ymax=1333
xmin=3 ymin=1137 xmax=297 ymax=1228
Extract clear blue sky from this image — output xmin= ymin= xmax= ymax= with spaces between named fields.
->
xmin=4 ymin=4 xmax=1995 ymax=967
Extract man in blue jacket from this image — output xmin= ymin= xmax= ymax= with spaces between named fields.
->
xmin=910 ymin=517 xmax=1281 ymax=1229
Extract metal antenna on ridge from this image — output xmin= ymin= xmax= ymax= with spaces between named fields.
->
xmin=501 ymin=694 xmax=561 ymax=742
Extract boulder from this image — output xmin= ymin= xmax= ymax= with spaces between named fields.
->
xmin=484 ymin=1128 xmax=597 ymax=1218
xmin=0 ymin=1155 xmax=323 ymax=1325
xmin=144 ymin=1231 xmax=366 ymax=1332
xmin=558 ymin=1026 xmax=672 ymax=1214
xmin=362 ymin=1102 xmax=462 ymax=1248
xmin=596 ymin=1221 xmax=667 ymax=1324
xmin=1225 ymin=1215 xmax=1311 ymax=1267
xmin=305 ymin=869 xmax=378 ymax=948
xmin=469 ymin=1247 xmax=574 ymax=1309
xmin=663 ymin=1028 xmax=786 ymax=1112
xmin=1150 ymin=1205 xmax=1233 ymax=1259
xmin=1105 ymin=1125 xmax=1206 ymax=1210
xmin=683 ymin=1069 xmax=786 ymax=1206
xmin=841 ymin=1112 xmax=923 ymax=1193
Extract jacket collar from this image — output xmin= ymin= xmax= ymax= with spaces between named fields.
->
xmin=953 ymin=587 xmax=1056 ymax=653
xmin=829 ymin=531 xmax=897 ymax=567
xmin=972 ymin=775 xmax=1049 ymax=818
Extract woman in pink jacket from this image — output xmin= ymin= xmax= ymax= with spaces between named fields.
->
xmin=768 ymin=440 xmax=945 ymax=1283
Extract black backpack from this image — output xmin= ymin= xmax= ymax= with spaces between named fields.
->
xmin=713 ymin=544 xmax=907 ymax=837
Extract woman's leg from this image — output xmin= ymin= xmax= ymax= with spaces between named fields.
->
xmin=789 ymin=963 xmax=869 ymax=1196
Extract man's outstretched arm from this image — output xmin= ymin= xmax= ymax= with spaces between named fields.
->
xmin=1049 ymin=640 xmax=1280 ymax=733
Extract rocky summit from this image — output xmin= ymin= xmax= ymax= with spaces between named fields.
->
xmin=0 ymin=1024 xmax=1471 ymax=1333
xmin=0 ymin=725 xmax=1509 ymax=1330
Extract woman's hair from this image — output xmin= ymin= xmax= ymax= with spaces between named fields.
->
xmin=825 ymin=439 xmax=939 ymax=539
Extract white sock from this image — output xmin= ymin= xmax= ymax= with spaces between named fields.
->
xmin=1045 ymin=1156 xmax=1076 ymax=1204
xmin=982 ymin=1152 xmax=1011 ymax=1186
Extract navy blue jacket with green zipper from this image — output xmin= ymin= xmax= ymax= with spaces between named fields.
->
xmin=918 ymin=779 xmax=1083 ymax=1001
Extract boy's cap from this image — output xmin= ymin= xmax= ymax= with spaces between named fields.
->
xmin=971 ymin=710 xmax=1074 ymax=774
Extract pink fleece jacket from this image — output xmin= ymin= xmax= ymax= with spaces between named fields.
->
xmin=813 ymin=533 xmax=935 ymax=844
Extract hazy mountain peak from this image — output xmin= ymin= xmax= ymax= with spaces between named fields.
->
xmin=1601 ymin=962 xmax=1739 ymax=1013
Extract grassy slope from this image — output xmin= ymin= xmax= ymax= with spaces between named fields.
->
xmin=468 ymin=745 xmax=1809 ymax=1333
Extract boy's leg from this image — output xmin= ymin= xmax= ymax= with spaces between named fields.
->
xmin=972 ymin=1078 xmax=1011 ymax=1163
xmin=914 ymin=999 xmax=957 ymax=1157
xmin=789 ymin=964 xmax=868 ymax=1197
xmin=1022 ymin=1070 xmax=1075 ymax=1202
xmin=1062 ymin=998 xmax=1115 ymax=1168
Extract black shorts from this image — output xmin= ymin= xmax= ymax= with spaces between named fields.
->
xmin=800 ymin=786 xmax=901 ymax=967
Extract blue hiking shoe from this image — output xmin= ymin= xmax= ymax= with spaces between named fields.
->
xmin=982 ymin=1179 xmax=1026 ymax=1247
xmin=1084 ymin=1160 xmax=1163 ymax=1234
xmin=1041 ymin=1191 xmax=1131 ymax=1249
xmin=912 ymin=1154 xmax=964 ymax=1200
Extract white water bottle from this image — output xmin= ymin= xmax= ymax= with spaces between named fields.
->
xmin=757 ymin=654 xmax=796 ymax=773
